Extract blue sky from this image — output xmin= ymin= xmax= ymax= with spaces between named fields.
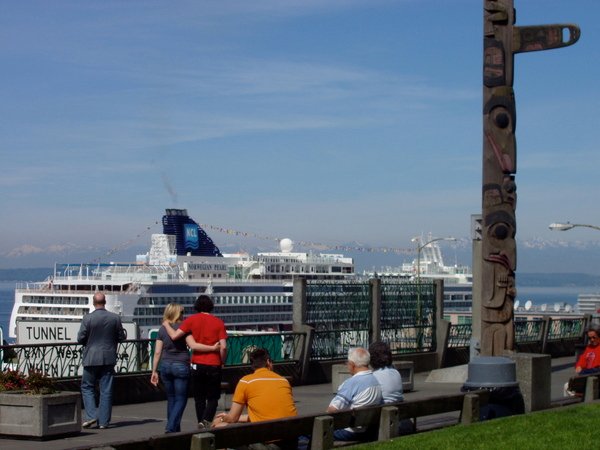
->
xmin=1 ymin=0 xmax=600 ymax=261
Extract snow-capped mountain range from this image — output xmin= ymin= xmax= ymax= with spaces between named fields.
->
xmin=3 ymin=237 xmax=600 ymax=275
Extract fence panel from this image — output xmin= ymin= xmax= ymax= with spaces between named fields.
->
xmin=1 ymin=332 xmax=308 ymax=378
xmin=381 ymin=281 xmax=436 ymax=353
xmin=305 ymin=281 xmax=371 ymax=360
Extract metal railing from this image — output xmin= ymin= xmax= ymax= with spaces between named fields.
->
xmin=447 ymin=317 xmax=589 ymax=352
xmin=306 ymin=281 xmax=372 ymax=360
xmin=381 ymin=281 xmax=436 ymax=354
xmin=447 ymin=324 xmax=472 ymax=348
xmin=514 ymin=319 xmax=545 ymax=343
xmin=546 ymin=317 xmax=586 ymax=340
xmin=0 ymin=332 xmax=308 ymax=378
xmin=305 ymin=280 xmax=437 ymax=359
xmin=225 ymin=332 xmax=307 ymax=366
xmin=0 ymin=339 xmax=151 ymax=377
xmin=0 ymin=317 xmax=588 ymax=379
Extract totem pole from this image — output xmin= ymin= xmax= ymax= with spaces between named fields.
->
xmin=481 ymin=1 xmax=579 ymax=356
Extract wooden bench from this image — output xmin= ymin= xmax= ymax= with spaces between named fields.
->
xmin=566 ymin=373 xmax=600 ymax=402
xmin=219 ymin=381 xmax=231 ymax=410
xmin=83 ymin=391 xmax=488 ymax=450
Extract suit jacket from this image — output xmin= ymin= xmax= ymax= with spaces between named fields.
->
xmin=77 ymin=308 xmax=127 ymax=367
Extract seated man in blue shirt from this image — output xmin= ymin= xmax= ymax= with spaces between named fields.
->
xmin=327 ymin=347 xmax=383 ymax=441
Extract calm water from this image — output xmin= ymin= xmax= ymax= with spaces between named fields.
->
xmin=0 ymin=281 xmax=15 ymax=342
xmin=515 ymin=285 xmax=598 ymax=309
xmin=0 ymin=282 xmax=598 ymax=343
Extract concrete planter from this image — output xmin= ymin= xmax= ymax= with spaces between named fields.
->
xmin=0 ymin=390 xmax=81 ymax=438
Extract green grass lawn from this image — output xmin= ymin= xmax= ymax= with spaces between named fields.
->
xmin=355 ymin=403 xmax=599 ymax=449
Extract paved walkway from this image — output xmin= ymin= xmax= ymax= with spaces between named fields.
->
xmin=0 ymin=356 xmax=576 ymax=450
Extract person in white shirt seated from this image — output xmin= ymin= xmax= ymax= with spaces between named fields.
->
xmin=327 ymin=347 xmax=383 ymax=441
xmin=368 ymin=341 xmax=404 ymax=403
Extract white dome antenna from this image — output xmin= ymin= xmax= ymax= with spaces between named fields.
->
xmin=280 ymin=238 xmax=294 ymax=253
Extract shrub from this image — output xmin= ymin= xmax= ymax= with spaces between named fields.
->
xmin=0 ymin=370 xmax=27 ymax=391
xmin=0 ymin=369 xmax=56 ymax=394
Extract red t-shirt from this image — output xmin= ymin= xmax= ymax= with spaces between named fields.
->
xmin=576 ymin=344 xmax=600 ymax=371
xmin=179 ymin=312 xmax=227 ymax=366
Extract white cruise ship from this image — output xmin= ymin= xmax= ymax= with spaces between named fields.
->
xmin=9 ymin=209 xmax=354 ymax=343
xmin=363 ymin=236 xmax=473 ymax=313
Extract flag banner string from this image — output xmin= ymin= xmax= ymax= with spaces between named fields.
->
xmin=199 ymin=224 xmax=416 ymax=255
xmin=92 ymin=221 xmax=161 ymax=262
xmin=94 ymin=221 xmax=417 ymax=262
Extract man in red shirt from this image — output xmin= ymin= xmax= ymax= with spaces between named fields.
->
xmin=575 ymin=326 xmax=600 ymax=374
xmin=163 ymin=295 xmax=227 ymax=428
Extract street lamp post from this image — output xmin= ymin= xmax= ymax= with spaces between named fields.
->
xmin=549 ymin=222 xmax=600 ymax=232
xmin=411 ymin=236 xmax=456 ymax=350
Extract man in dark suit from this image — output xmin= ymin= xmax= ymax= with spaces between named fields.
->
xmin=78 ymin=292 xmax=126 ymax=429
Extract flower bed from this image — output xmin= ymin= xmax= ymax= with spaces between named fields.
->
xmin=0 ymin=370 xmax=81 ymax=438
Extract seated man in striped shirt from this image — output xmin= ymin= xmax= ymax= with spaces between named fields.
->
xmin=327 ymin=347 xmax=383 ymax=441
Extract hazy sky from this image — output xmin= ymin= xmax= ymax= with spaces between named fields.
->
xmin=2 ymin=0 xmax=599 ymax=259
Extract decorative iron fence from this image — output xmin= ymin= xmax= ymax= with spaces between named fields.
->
xmin=0 ymin=316 xmax=588 ymax=379
xmin=0 ymin=332 xmax=308 ymax=378
xmin=381 ymin=281 xmax=436 ymax=354
xmin=305 ymin=280 xmax=436 ymax=359
xmin=305 ymin=281 xmax=372 ymax=360
xmin=547 ymin=317 xmax=586 ymax=340
xmin=447 ymin=324 xmax=472 ymax=348
xmin=0 ymin=339 xmax=150 ymax=377
xmin=447 ymin=317 xmax=587 ymax=350
xmin=514 ymin=319 xmax=545 ymax=343
xmin=225 ymin=332 xmax=307 ymax=366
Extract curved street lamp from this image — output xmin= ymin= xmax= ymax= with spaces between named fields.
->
xmin=410 ymin=235 xmax=456 ymax=350
xmin=549 ymin=222 xmax=600 ymax=232
xmin=411 ymin=236 xmax=458 ymax=282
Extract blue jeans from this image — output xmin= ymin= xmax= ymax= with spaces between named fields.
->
xmin=333 ymin=428 xmax=368 ymax=442
xmin=160 ymin=361 xmax=190 ymax=432
xmin=81 ymin=365 xmax=115 ymax=427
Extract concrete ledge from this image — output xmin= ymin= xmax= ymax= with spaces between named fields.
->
xmin=511 ymin=353 xmax=551 ymax=412
xmin=426 ymin=364 xmax=468 ymax=384
xmin=395 ymin=361 xmax=414 ymax=392
xmin=331 ymin=364 xmax=350 ymax=393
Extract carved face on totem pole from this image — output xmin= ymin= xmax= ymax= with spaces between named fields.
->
xmin=480 ymin=0 xmax=579 ymax=356
xmin=481 ymin=187 xmax=517 ymax=353
xmin=481 ymin=76 xmax=518 ymax=354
